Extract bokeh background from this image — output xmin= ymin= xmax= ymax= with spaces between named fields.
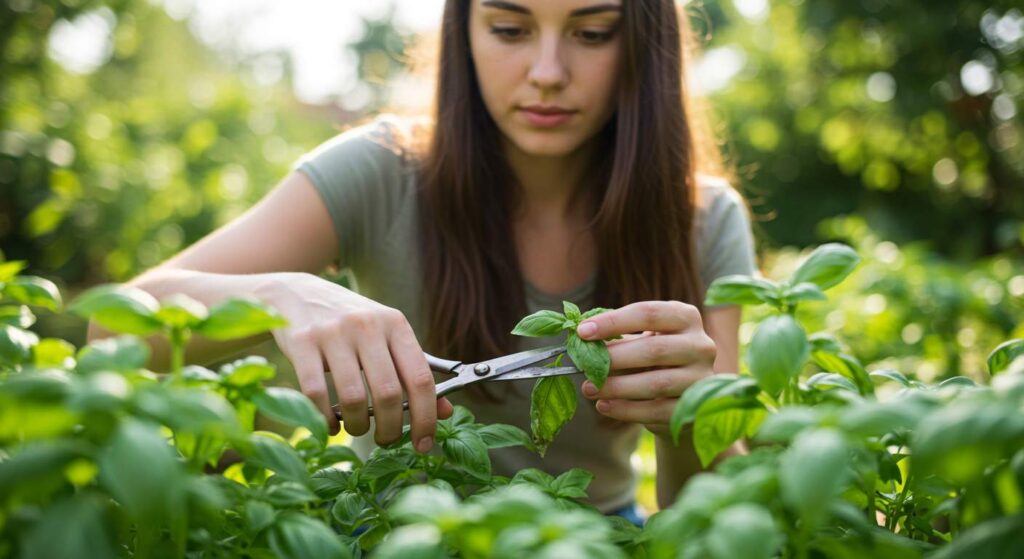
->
xmin=2 ymin=0 xmax=1022 ymax=510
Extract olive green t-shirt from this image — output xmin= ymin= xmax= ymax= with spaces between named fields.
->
xmin=292 ymin=115 xmax=759 ymax=513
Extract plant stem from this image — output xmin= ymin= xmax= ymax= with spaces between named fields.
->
xmin=169 ymin=327 xmax=189 ymax=377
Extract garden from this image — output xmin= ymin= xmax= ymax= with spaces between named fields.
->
xmin=1 ymin=0 xmax=1023 ymax=557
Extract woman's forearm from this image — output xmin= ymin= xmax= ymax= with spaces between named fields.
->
xmin=85 ymin=269 xmax=290 ymax=372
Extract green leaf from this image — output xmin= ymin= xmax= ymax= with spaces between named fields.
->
xmin=98 ymin=419 xmax=184 ymax=523
xmin=245 ymin=433 xmax=310 ymax=484
xmin=928 ymin=513 xmax=1024 ymax=559
xmin=477 ymin=423 xmax=533 ymax=449
xmin=811 ymin=350 xmax=872 ymax=395
xmin=68 ymin=284 xmax=163 ymax=335
xmin=0 ymin=260 xmax=27 ymax=283
xmin=808 ymin=332 xmax=843 ymax=354
xmin=270 ymin=511 xmax=350 ymax=559
xmin=511 ymin=468 xmax=556 ymax=491
xmin=755 ymin=406 xmax=823 ymax=443
xmin=705 ymin=503 xmax=779 ymax=559
xmin=551 ymin=468 xmax=593 ymax=499
xmin=390 ymin=485 xmax=460 ymax=524
xmin=670 ymin=374 xmax=760 ymax=444
xmin=195 ymin=298 xmax=288 ymax=340
xmin=869 ymin=368 xmax=911 ymax=387
xmin=806 ymin=372 xmax=859 ymax=392
xmin=694 ymin=406 xmax=766 ymax=467
xmin=311 ymin=467 xmax=353 ymax=499
xmin=779 ymin=428 xmax=849 ymax=522
xmin=511 ymin=309 xmax=567 ymax=337
xmin=563 ymin=301 xmax=582 ymax=322
xmin=254 ymin=387 xmax=328 ymax=447
xmin=358 ymin=453 xmax=408 ymax=485
xmin=747 ymin=314 xmax=809 ymax=395
xmin=32 ymin=338 xmax=76 ymax=368
xmin=0 ymin=304 xmax=35 ymax=328
xmin=75 ymin=335 xmax=150 ymax=374
xmin=331 ymin=491 xmax=370 ymax=533
xmin=154 ymin=293 xmax=208 ymax=329
xmin=0 ymin=324 xmax=39 ymax=366
xmin=912 ymin=402 xmax=1024 ymax=485
xmin=263 ymin=480 xmax=318 ymax=507
xmin=320 ymin=445 xmax=362 ymax=467
xmin=530 ymin=375 xmax=578 ymax=456
xmin=2 ymin=275 xmax=62 ymax=311
xmin=566 ymin=332 xmax=610 ymax=389
xmin=20 ymin=496 xmax=116 ymax=559
xmin=219 ymin=355 xmax=276 ymax=387
xmin=782 ymin=282 xmax=827 ymax=304
xmin=374 ymin=525 xmax=445 ymax=559
xmin=705 ymin=274 xmax=779 ymax=306
xmin=245 ymin=500 xmax=276 ymax=536
xmin=788 ymin=243 xmax=860 ymax=290
xmin=442 ymin=428 xmax=491 ymax=480
xmin=988 ymin=339 xmax=1024 ymax=376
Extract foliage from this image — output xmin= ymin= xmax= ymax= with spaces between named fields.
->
xmin=511 ymin=302 xmax=616 ymax=454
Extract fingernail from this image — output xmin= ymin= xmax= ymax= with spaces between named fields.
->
xmin=596 ymin=400 xmax=610 ymax=413
xmin=416 ymin=436 xmax=433 ymax=453
xmin=578 ymin=321 xmax=597 ymax=338
xmin=582 ymin=381 xmax=598 ymax=397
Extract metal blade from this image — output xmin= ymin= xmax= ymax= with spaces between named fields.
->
xmin=485 ymin=366 xmax=581 ymax=382
xmin=478 ymin=345 xmax=568 ymax=377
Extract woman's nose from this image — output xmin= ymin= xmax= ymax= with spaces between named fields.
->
xmin=527 ymin=36 xmax=568 ymax=91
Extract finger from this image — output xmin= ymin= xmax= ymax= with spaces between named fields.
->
xmin=577 ymin=301 xmax=698 ymax=340
xmin=290 ymin=337 xmax=340 ymax=435
xmin=595 ymin=397 xmax=677 ymax=424
xmin=607 ymin=332 xmax=715 ymax=370
xmin=388 ymin=325 xmax=437 ymax=453
xmin=582 ymin=367 xmax=707 ymax=400
xmin=323 ymin=344 xmax=370 ymax=437
xmin=437 ymin=397 xmax=454 ymax=419
xmin=358 ymin=338 xmax=404 ymax=446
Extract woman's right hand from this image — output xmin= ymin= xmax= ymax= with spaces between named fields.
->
xmin=255 ymin=272 xmax=452 ymax=453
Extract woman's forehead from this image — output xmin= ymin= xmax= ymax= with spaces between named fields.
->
xmin=476 ymin=0 xmax=624 ymax=18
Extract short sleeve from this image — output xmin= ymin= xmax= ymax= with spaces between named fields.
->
xmin=695 ymin=179 xmax=759 ymax=300
xmin=291 ymin=119 xmax=409 ymax=267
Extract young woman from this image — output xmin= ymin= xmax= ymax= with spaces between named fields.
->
xmin=89 ymin=0 xmax=758 ymax=521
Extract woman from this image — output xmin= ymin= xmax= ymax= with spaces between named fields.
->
xmin=89 ymin=0 xmax=758 ymax=521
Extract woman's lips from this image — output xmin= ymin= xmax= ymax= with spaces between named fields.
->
xmin=518 ymin=107 xmax=576 ymax=128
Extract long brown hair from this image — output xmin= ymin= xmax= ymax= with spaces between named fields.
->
xmin=417 ymin=0 xmax=728 ymax=362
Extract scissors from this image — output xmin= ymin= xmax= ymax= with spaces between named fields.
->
xmin=331 ymin=345 xmax=579 ymax=420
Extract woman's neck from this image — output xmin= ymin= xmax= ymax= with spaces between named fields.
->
xmin=503 ymin=137 xmax=596 ymax=226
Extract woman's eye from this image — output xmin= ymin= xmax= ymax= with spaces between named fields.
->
xmin=490 ymin=26 xmax=526 ymax=40
xmin=578 ymin=29 xmax=614 ymax=44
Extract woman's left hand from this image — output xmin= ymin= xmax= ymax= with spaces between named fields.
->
xmin=575 ymin=300 xmax=718 ymax=437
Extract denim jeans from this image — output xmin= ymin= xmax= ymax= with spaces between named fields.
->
xmin=606 ymin=501 xmax=647 ymax=527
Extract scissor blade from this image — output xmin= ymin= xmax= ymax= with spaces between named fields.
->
xmin=481 ymin=345 xmax=568 ymax=377
xmin=485 ymin=366 xmax=581 ymax=382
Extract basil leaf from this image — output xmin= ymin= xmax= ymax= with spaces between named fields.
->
xmin=563 ymin=301 xmax=582 ymax=322
xmin=442 ymin=428 xmax=491 ymax=480
xmin=530 ymin=375 xmax=578 ymax=456
xmin=253 ymin=387 xmax=328 ymax=447
xmin=269 ymin=511 xmax=350 ymax=559
xmin=68 ymin=284 xmax=162 ymax=336
xmin=551 ymin=468 xmax=593 ymax=499
xmin=511 ymin=309 xmax=567 ymax=337
xmin=705 ymin=275 xmax=780 ymax=307
xmin=988 ymin=338 xmax=1024 ymax=376
xmin=693 ymin=406 xmax=766 ymax=467
xmin=706 ymin=503 xmax=779 ymax=559
xmin=76 ymin=335 xmax=150 ymax=375
xmin=2 ymin=275 xmax=62 ymax=311
xmin=477 ymin=423 xmax=533 ymax=449
xmin=788 ymin=243 xmax=860 ymax=291
xmin=245 ymin=433 xmax=310 ymax=485
xmin=580 ymin=307 xmax=613 ymax=320
xmin=154 ymin=293 xmax=208 ymax=329
xmin=779 ymin=428 xmax=849 ymax=523
xmin=747 ymin=314 xmax=809 ymax=396
xmin=566 ymin=332 xmax=610 ymax=389
xmin=195 ymin=298 xmax=288 ymax=340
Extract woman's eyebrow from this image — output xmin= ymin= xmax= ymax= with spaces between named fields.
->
xmin=481 ymin=1 xmax=622 ymax=18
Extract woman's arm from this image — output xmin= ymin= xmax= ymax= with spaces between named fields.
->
xmin=652 ymin=304 xmax=743 ymax=509
xmin=86 ymin=170 xmax=339 ymax=370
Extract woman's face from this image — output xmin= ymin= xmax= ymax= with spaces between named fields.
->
xmin=468 ymin=0 xmax=623 ymax=158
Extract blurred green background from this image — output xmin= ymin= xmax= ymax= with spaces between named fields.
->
xmin=3 ymin=0 xmax=1022 ymax=378
xmin=1 ymin=0 xmax=1022 ymax=514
